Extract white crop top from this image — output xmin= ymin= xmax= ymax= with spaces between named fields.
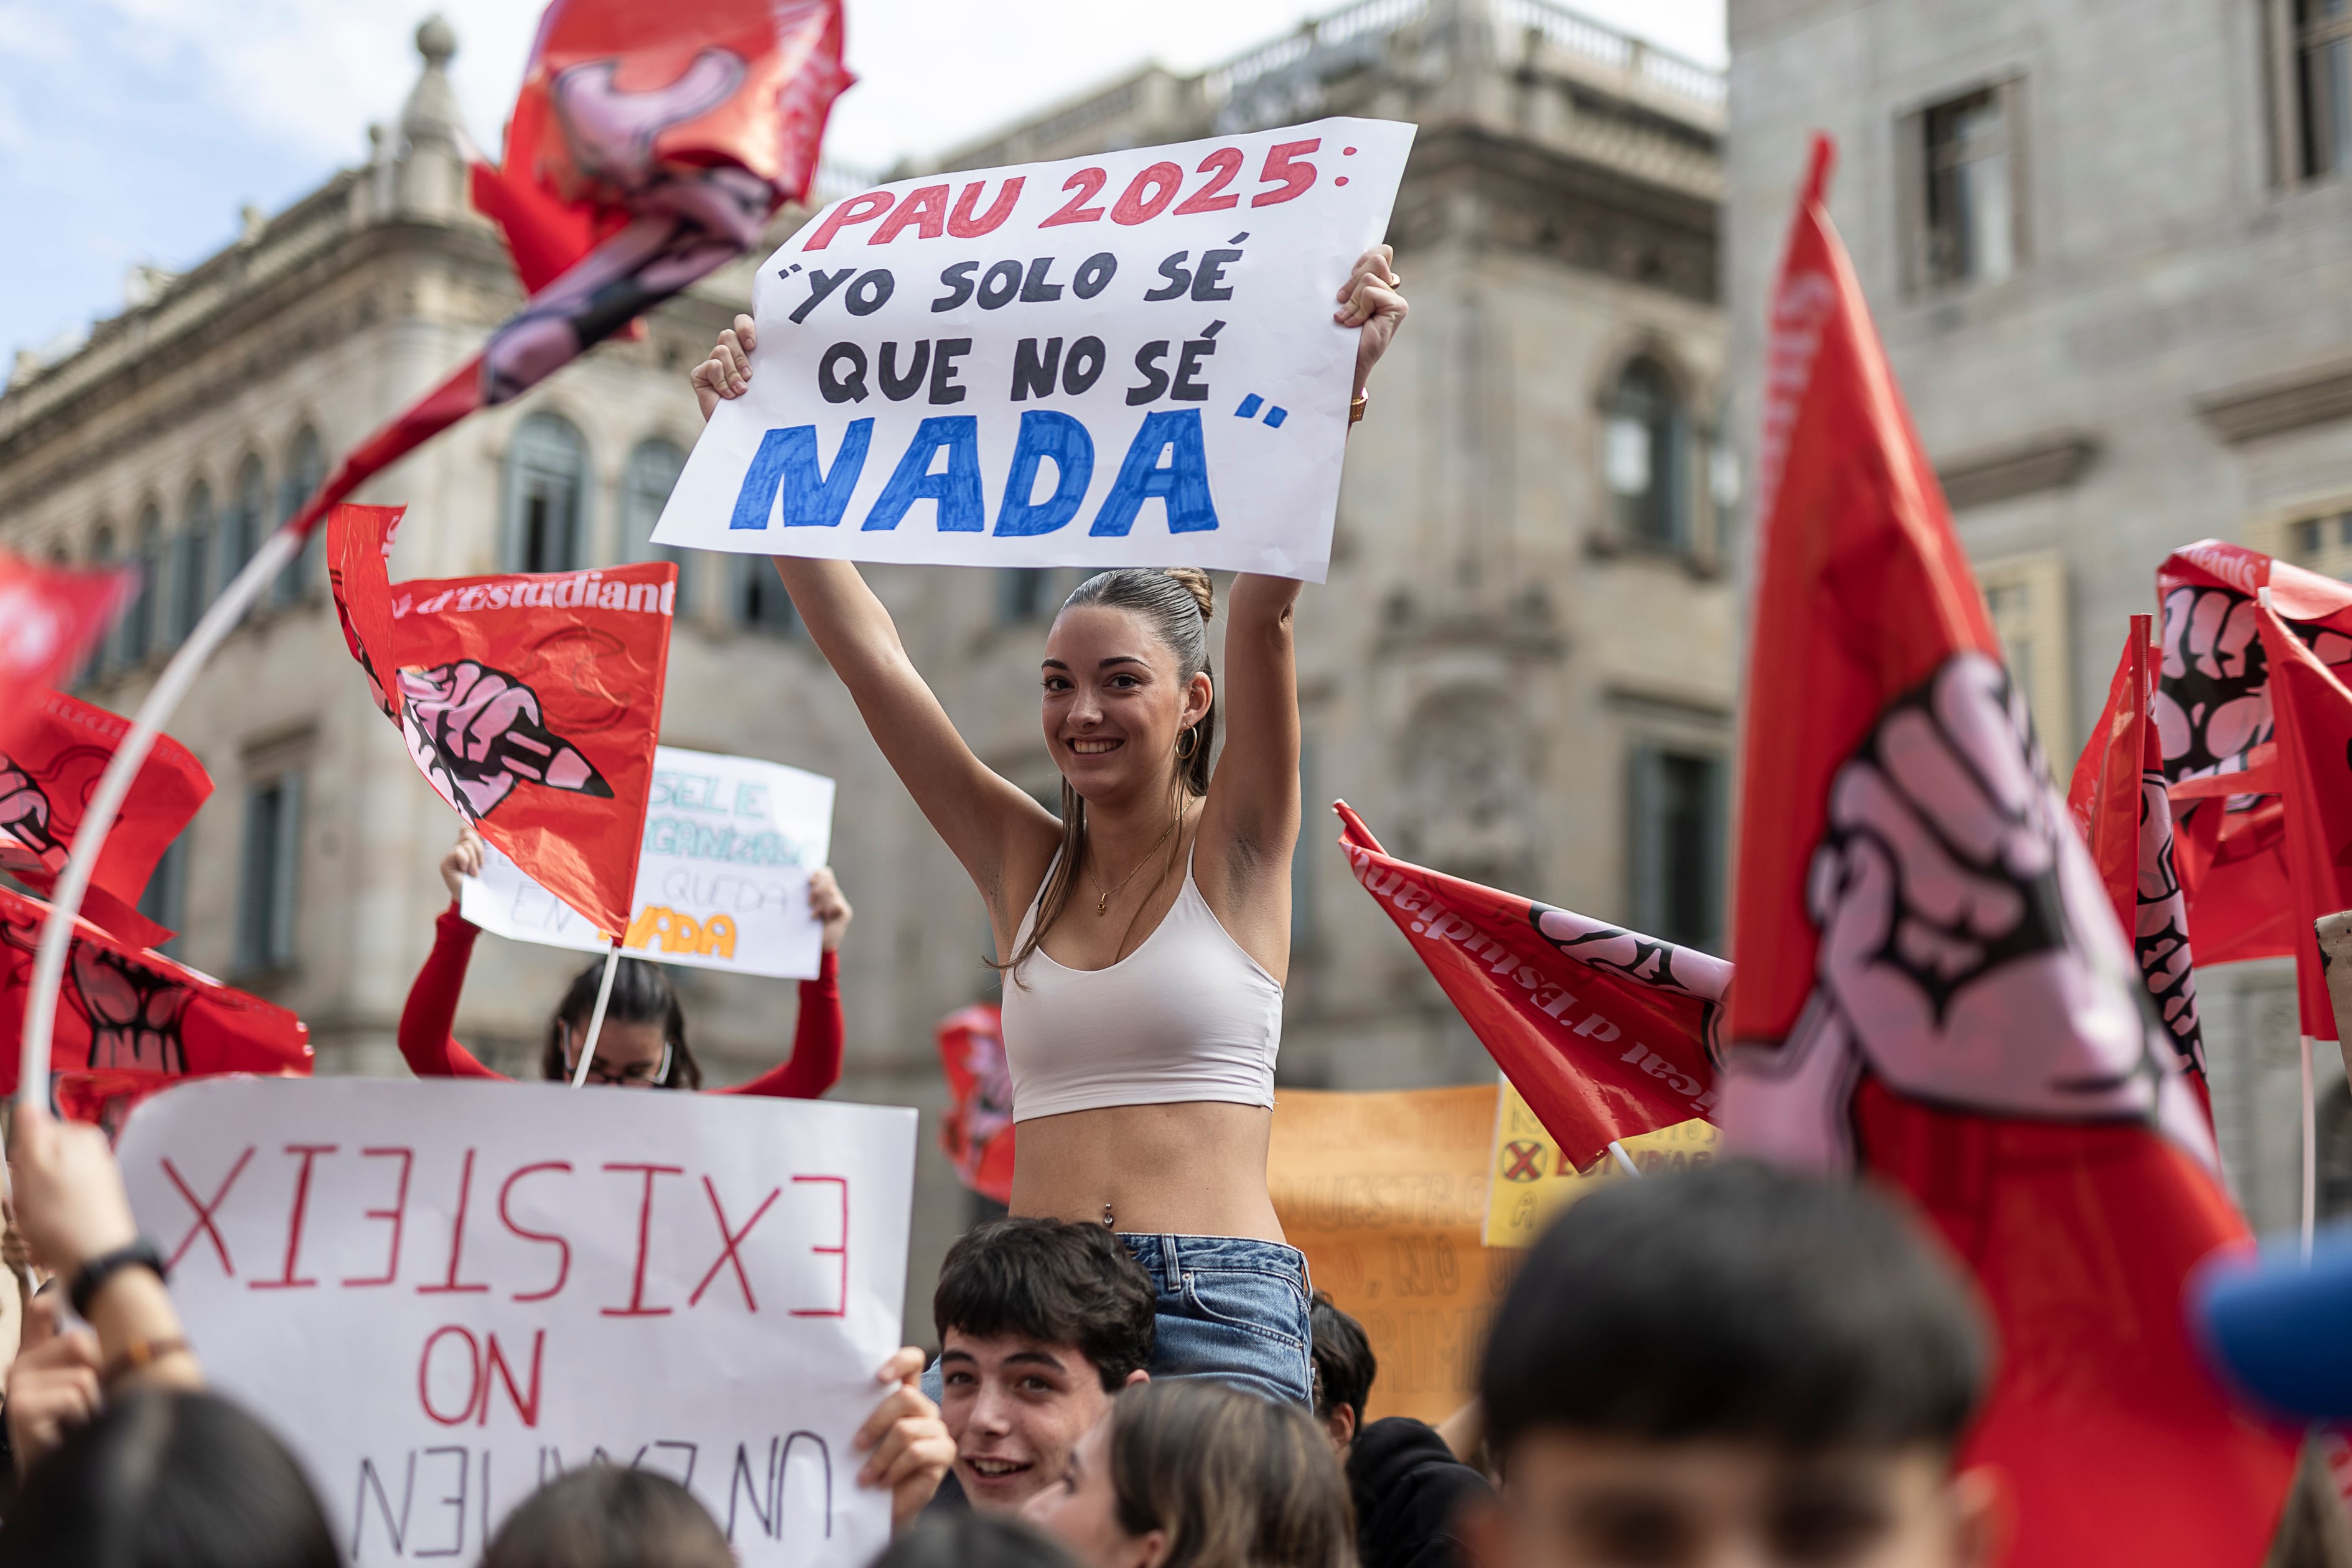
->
xmin=1000 ymin=849 xmax=1282 ymax=1122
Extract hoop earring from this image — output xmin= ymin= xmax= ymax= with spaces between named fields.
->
xmin=1175 ymin=726 xmax=1199 ymax=760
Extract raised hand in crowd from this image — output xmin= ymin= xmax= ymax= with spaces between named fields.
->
xmin=6 ymin=1293 xmax=98 ymax=1478
xmin=857 ymin=1345 xmax=958 ymax=1534
xmin=810 ymin=864 xmax=854 ymax=953
xmin=439 ymin=823 xmax=486 ymax=901
xmin=691 ymin=314 xmax=757 ymax=421
xmin=1336 ymin=243 xmax=1407 ymax=399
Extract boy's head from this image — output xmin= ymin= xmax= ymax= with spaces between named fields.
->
xmin=933 ymin=1217 xmax=1155 ymax=1513
xmin=1308 ymin=1290 xmax=1376 ymax=1454
xmin=1474 ymin=1160 xmax=1999 ymax=1568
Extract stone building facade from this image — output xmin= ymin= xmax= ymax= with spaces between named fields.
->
xmin=1723 ymin=0 xmax=2352 ymax=1231
xmin=0 ymin=0 xmax=1730 ymax=1324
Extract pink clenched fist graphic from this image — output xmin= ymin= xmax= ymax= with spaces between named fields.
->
xmin=398 ymin=660 xmax=612 ymax=823
xmin=0 ymin=762 xmax=60 ymax=872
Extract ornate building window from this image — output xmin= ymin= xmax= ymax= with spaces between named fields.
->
xmin=85 ymin=525 xmax=117 ymax=680
xmin=1628 ymin=742 xmax=1725 ymax=953
xmin=275 ymin=427 xmax=325 ymax=605
xmin=1899 ymin=82 xmax=2027 ymax=292
xmin=124 ymin=505 xmax=162 ymax=665
xmin=223 ymin=453 xmax=268 ymax=586
xmin=735 ymin=556 xmax=798 ymax=635
xmin=237 ymin=770 xmax=303 ymax=974
xmin=139 ymin=836 xmax=189 ymax=958
xmin=2287 ymin=0 xmax=2352 ymax=179
xmin=1976 ymin=550 xmax=2071 ymax=754
xmin=168 ymin=482 xmax=215 ymax=650
xmin=505 ymin=413 xmax=587 ymax=574
xmin=1605 ymin=359 xmax=1691 ymax=553
xmin=622 ymin=438 xmax=692 ymax=614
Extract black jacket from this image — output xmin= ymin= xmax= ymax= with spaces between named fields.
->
xmin=1347 ymin=1417 xmax=1493 ymax=1568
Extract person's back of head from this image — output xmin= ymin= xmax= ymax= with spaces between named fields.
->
xmin=1110 ymin=1379 xmax=1353 ymax=1568
xmin=935 ymin=1216 xmax=1155 ymax=1389
xmin=873 ymin=1511 xmax=1085 ymax=1568
xmin=481 ymin=1465 xmax=729 ymax=1568
xmin=0 ymin=1389 xmax=333 ymax=1568
xmin=1476 ymin=1160 xmax=1998 ymax=1568
xmin=1307 ymin=1290 xmax=1376 ymax=1450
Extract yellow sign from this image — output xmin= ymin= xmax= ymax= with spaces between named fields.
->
xmin=1482 ymin=1083 xmax=1719 ymax=1248
xmin=1267 ymin=1086 xmax=1502 ymax=1424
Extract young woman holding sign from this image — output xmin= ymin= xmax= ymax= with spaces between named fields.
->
xmin=397 ymin=826 xmax=851 ymax=1093
xmin=691 ymin=247 xmax=1407 ymax=1405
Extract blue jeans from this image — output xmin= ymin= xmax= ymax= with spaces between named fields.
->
xmin=1121 ymin=1233 xmax=1312 ymax=1406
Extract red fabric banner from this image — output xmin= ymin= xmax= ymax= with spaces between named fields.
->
xmin=0 ymin=556 xmax=136 ymax=753
xmin=2251 ymin=597 xmax=2352 ymax=1041
xmin=327 ymin=504 xmax=673 ymax=938
xmin=1335 ymin=802 xmax=1725 ymax=1169
xmin=0 ymin=885 xmax=309 ymax=1104
xmin=0 ymin=689 xmax=212 ymax=949
xmin=2155 ymin=540 xmax=2352 ymax=964
xmin=2066 ymin=617 xmax=2206 ymax=1094
xmin=936 ymin=1002 xmax=1015 ymax=1206
xmin=1723 ymin=137 xmax=2292 ymax=1568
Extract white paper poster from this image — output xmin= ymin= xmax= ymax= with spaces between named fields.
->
xmin=118 ymin=1078 xmax=917 ymax=1567
xmin=654 ymin=117 xmax=1413 ymax=583
xmin=460 ymin=746 xmax=835 ymax=980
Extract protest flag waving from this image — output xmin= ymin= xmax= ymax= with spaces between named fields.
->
xmin=0 ymin=689 xmax=211 ymax=951
xmin=1335 ymin=801 xmax=1724 ymax=1169
xmin=2250 ymin=599 xmax=2352 ymax=1065
xmin=2067 ymin=616 xmax=2206 ymax=1101
xmin=328 ymin=503 xmax=673 ymax=938
xmin=936 ymin=1003 xmax=1017 ymax=1206
xmin=2155 ymin=541 xmax=2352 ymax=964
xmin=0 ymin=556 xmax=136 ymax=753
xmin=1722 ymin=136 xmax=2294 ymax=1568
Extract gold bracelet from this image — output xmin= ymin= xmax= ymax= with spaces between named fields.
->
xmin=102 ymin=1335 xmax=191 ymax=1385
xmin=1348 ymin=393 xmax=1368 ymax=426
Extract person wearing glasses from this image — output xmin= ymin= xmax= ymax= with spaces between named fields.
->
xmin=396 ymin=826 xmax=849 ymax=1093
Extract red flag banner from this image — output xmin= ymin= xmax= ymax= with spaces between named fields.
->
xmin=2251 ymin=596 xmax=2352 ymax=1043
xmin=2155 ymin=540 xmax=2352 ymax=964
xmin=937 ymin=1003 xmax=1015 ymax=1206
xmin=327 ymin=504 xmax=673 ymax=938
xmin=1335 ymin=802 xmax=1725 ymax=1169
xmin=0 ymin=885 xmax=309 ymax=1104
xmin=2066 ymin=617 xmax=2206 ymax=1094
xmin=0 ymin=556 xmax=136 ymax=752
xmin=1724 ymin=138 xmax=2292 ymax=1567
xmin=0 ymin=689 xmax=212 ymax=950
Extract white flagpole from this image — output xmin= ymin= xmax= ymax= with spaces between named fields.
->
xmin=570 ymin=940 xmax=624 ymax=1088
xmin=1608 ymin=1141 xmax=1641 ymax=1179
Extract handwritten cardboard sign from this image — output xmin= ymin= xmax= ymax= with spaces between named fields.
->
xmin=460 ymin=746 xmax=836 ymax=980
xmin=1482 ymin=1080 xmax=1718 ymax=1248
xmin=118 ymin=1079 xmax=915 ymax=1567
xmin=655 ymin=117 xmax=1413 ymax=583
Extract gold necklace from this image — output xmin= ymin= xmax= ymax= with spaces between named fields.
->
xmin=1091 ymin=803 xmax=1184 ymax=915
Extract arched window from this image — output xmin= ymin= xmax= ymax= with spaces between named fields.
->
xmin=85 ymin=525 xmax=118 ymax=683
xmin=1604 ymin=358 xmax=1690 ymax=553
xmin=735 ymin=556 xmax=798 ymax=636
xmin=274 ymin=427 xmax=325 ymax=605
xmin=223 ymin=452 xmax=268 ymax=584
xmin=167 ymin=480 xmax=214 ymax=649
xmin=622 ymin=438 xmax=692 ymax=614
xmin=505 ymin=414 xmax=587 ymax=574
xmin=124 ymin=505 xmax=163 ymax=665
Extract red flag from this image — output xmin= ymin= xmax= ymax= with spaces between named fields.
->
xmin=2066 ymin=617 xmax=2206 ymax=1097
xmin=2251 ymin=595 xmax=2352 ymax=1042
xmin=0 ymin=689 xmax=212 ymax=950
xmin=0 ymin=556 xmax=136 ymax=752
xmin=0 ymin=885 xmax=309 ymax=1105
xmin=1335 ymin=802 xmax=1724 ymax=1167
xmin=2155 ymin=541 xmax=2352 ymax=964
xmin=937 ymin=1003 xmax=1016 ymax=1206
xmin=276 ymin=1 xmax=851 ymax=540
xmin=1724 ymin=137 xmax=2292 ymax=1567
xmin=327 ymin=504 xmax=672 ymax=938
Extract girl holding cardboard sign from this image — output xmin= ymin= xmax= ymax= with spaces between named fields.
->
xmin=691 ymin=247 xmax=1407 ymax=1405
xmin=396 ymin=826 xmax=851 ymax=1093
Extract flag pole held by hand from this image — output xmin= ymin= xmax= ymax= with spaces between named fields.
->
xmin=570 ymin=940 xmax=624 ymax=1089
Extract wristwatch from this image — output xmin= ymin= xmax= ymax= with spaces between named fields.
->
xmin=70 ymin=1239 xmax=169 ymax=1320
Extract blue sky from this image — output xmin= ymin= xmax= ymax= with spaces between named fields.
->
xmin=0 ymin=0 xmax=1724 ymax=366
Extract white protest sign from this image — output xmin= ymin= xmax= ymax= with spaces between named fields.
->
xmin=119 ymin=1078 xmax=915 ymax=1567
xmin=460 ymin=746 xmax=836 ymax=980
xmin=654 ymin=117 xmax=1413 ymax=584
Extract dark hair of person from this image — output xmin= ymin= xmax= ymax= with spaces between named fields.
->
xmin=934 ymin=1216 xmax=1156 ymax=1391
xmin=1308 ymin=1290 xmax=1377 ymax=1429
xmin=870 ymin=1511 xmax=1085 ymax=1568
xmin=1480 ymin=1159 xmax=1992 ymax=1456
xmin=0 ymin=1389 xmax=334 ymax=1568
xmin=538 ymin=955 xmax=701 ymax=1089
xmin=1108 ymin=1379 xmax=1354 ymax=1568
xmin=480 ymin=1465 xmax=729 ymax=1568
xmin=999 ymin=566 xmax=1216 ymax=977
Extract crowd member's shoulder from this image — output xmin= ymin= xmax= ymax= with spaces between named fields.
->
xmin=1346 ymin=1416 xmax=1492 ymax=1568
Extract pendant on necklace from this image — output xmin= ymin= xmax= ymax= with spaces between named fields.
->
xmin=1096 ymin=891 xmax=1109 ymax=915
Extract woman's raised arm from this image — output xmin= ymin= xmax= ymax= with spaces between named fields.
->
xmin=696 ymin=318 xmax=1057 ymax=921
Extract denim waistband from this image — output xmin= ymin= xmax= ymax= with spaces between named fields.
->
xmin=1117 ymin=1233 xmax=1307 ymax=1295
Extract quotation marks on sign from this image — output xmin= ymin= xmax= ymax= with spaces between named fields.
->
xmin=1233 ymin=394 xmax=1288 ymax=430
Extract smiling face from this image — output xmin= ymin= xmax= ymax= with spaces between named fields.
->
xmin=1041 ymin=605 xmax=1211 ymax=810
xmin=938 ymin=1330 xmax=1133 ymax=1513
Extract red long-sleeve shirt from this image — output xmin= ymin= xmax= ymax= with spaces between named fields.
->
xmin=398 ymin=902 xmax=843 ymax=1097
